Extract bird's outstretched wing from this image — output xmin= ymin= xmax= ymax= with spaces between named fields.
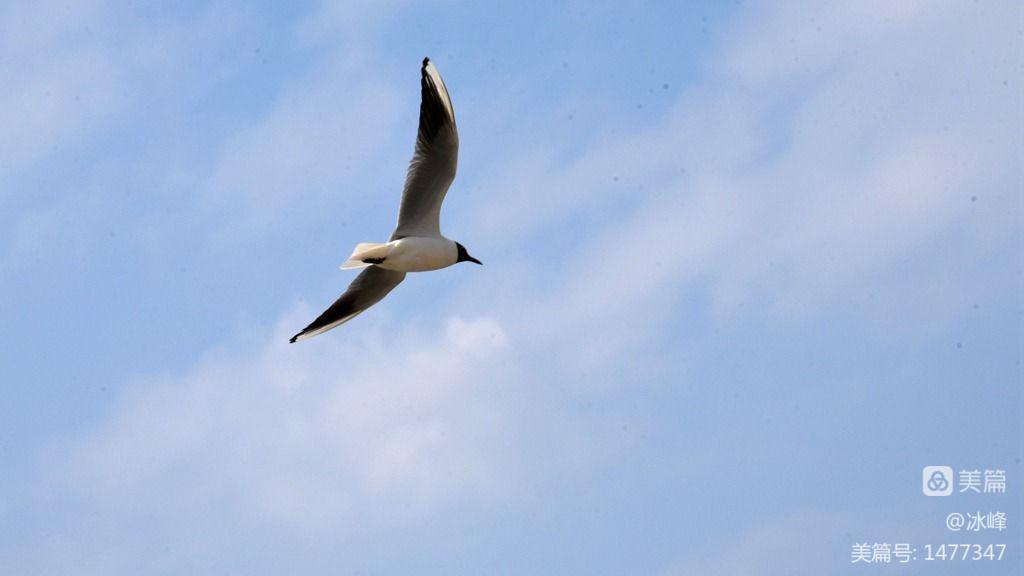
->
xmin=290 ymin=267 xmax=406 ymax=342
xmin=391 ymin=57 xmax=459 ymax=240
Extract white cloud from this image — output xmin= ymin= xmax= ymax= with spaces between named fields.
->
xmin=200 ymin=60 xmax=405 ymax=236
xmin=659 ymin=510 xmax=849 ymax=576
xmin=0 ymin=1 xmax=126 ymax=180
xmin=63 ymin=313 xmax=518 ymax=531
xmin=12 ymin=0 xmax=1020 ymax=572
xmin=721 ymin=0 xmax=937 ymax=85
xmin=472 ymin=0 xmax=1020 ymax=341
xmin=294 ymin=0 xmax=417 ymax=44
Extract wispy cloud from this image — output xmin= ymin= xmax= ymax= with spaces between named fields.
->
xmin=658 ymin=510 xmax=863 ymax=576
xmin=0 ymin=1 xmax=125 ymax=181
xmin=472 ymin=0 xmax=1019 ymax=341
xmin=200 ymin=60 xmax=404 ymax=237
xmin=4 ymin=0 xmax=1019 ymax=573
xmin=65 ymin=314 xmax=514 ymax=526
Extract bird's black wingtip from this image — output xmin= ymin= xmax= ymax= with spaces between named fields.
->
xmin=289 ymin=334 xmax=300 ymax=343
xmin=422 ymin=56 xmax=430 ymax=68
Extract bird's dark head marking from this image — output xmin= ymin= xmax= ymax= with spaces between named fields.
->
xmin=455 ymin=242 xmax=482 ymax=265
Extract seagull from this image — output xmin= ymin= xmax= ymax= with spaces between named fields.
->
xmin=290 ymin=57 xmax=481 ymax=343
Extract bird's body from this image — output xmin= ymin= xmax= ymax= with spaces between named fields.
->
xmin=290 ymin=57 xmax=481 ymax=343
xmin=341 ymin=236 xmax=460 ymax=273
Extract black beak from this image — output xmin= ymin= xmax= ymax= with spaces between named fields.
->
xmin=467 ymin=255 xmax=483 ymax=265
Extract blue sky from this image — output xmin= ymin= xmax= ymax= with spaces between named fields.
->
xmin=1 ymin=1 xmax=1021 ymax=574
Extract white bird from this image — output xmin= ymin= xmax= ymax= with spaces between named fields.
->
xmin=290 ymin=57 xmax=481 ymax=343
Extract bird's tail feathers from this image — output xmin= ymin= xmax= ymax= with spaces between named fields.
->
xmin=340 ymin=242 xmax=389 ymax=270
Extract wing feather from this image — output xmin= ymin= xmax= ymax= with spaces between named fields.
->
xmin=391 ymin=58 xmax=459 ymax=240
xmin=290 ymin=267 xmax=405 ymax=342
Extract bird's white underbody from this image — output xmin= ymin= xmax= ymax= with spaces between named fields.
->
xmin=342 ymin=236 xmax=459 ymax=272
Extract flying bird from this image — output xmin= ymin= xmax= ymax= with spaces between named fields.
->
xmin=290 ymin=58 xmax=481 ymax=343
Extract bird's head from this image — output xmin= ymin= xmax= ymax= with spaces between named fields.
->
xmin=455 ymin=242 xmax=482 ymax=265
